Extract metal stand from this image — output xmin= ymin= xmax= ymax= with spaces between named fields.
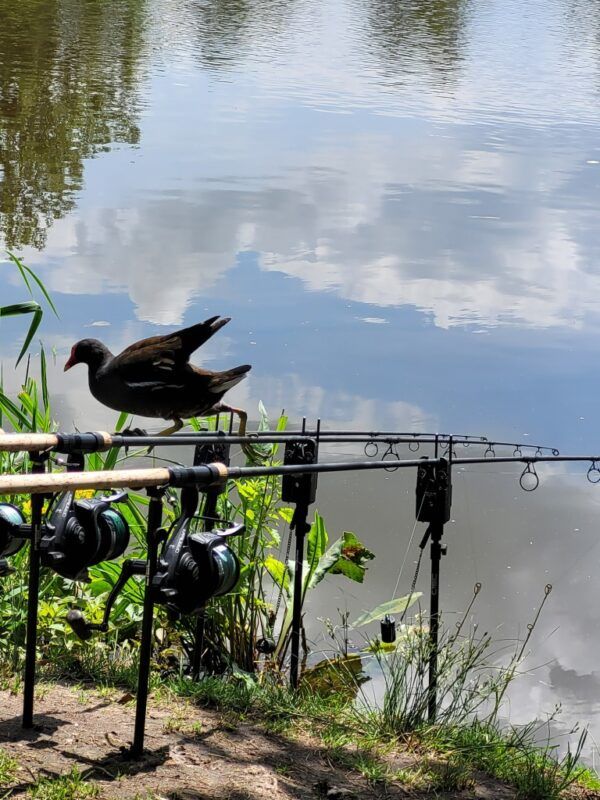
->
xmin=22 ymin=453 xmax=47 ymax=729
xmin=415 ymin=453 xmax=452 ymax=724
xmin=427 ymin=520 xmax=445 ymax=722
xmin=130 ymin=487 xmax=164 ymax=758
xmin=282 ymin=435 xmax=318 ymax=689
xmin=289 ymin=502 xmax=311 ymax=689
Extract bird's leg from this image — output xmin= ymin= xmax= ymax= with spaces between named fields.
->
xmin=156 ymin=418 xmax=184 ymax=437
xmin=210 ymin=403 xmax=267 ymax=464
xmin=211 ymin=404 xmax=247 ymax=436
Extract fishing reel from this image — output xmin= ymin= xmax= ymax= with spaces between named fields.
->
xmin=0 ymin=503 xmax=28 ymax=575
xmin=152 ymin=489 xmax=243 ymax=617
xmin=67 ymin=488 xmax=243 ymax=642
xmin=40 ymin=490 xmax=130 ymax=581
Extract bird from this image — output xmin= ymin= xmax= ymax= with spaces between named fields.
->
xmin=64 ymin=316 xmax=251 ymax=436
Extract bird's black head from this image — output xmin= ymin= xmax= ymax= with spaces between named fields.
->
xmin=64 ymin=339 xmax=111 ymax=372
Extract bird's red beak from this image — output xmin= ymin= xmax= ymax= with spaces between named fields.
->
xmin=64 ymin=347 xmax=77 ymax=372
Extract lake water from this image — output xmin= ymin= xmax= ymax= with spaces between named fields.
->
xmin=2 ymin=0 xmax=600 ymax=758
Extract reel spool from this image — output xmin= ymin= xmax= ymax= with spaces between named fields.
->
xmin=0 ymin=504 xmax=28 ymax=574
xmin=153 ymin=516 xmax=243 ymax=616
xmin=40 ymin=491 xmax=130 ymax=581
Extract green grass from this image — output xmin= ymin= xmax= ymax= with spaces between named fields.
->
xmin=156 ymin=671 xmax=600 ymax=799
xmin=0 ymin=748 xmax=19 ymax=788
xmin=28 ymin=767 xmax=98 ymax=800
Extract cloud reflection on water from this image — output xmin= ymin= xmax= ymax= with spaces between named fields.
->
xmin=22 ymin=120 xmax=600 ymax=331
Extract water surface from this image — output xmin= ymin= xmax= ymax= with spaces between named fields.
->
xmin=2 ymin=0 xmax=600 ymax=754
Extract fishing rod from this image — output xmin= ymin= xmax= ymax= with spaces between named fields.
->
xmin=0 ymin=457 xmax=440 ymax=495
xmin=3 ymin=453 xmax=598 ymax=497
xmin=0 ymin=430 xmax=559 ymax=455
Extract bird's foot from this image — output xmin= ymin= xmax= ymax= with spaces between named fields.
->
xmin=114 ymin=427 xmax=149 ymax=455
xmin=213 ymin=404 xmax=269 ymax=464
xmin=118 ymin=427 xmax=148 ymax=438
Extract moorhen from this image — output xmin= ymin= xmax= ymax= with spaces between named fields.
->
xmin=64 ymin=316 xmax=251 ymax=435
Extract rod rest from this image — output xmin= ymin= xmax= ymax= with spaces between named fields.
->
xmin=66 ymin=558 xmax=147 ymax=640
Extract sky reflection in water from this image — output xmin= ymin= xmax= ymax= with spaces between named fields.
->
xmin=2 ymin=0 xmax=600 ymax=751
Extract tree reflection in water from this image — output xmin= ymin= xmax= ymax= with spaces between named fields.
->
xmin=0 ymin=0 xmax=146 ymax=250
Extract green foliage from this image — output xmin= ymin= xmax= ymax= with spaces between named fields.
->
xmin=352 ymin=593 xmax=422 ymax=628
xmin=163 ymin=664 xmax=595 ymax=800
xmin=0 ymin=748 xmax=18 ymax=788
xmin=28 ymin=767 xmax=98 ymax=799
xmin=265 ymin=510 xmax=374 ymax=664
xmin=1 ymin=253 xmax=58 ymax=366
xmin=0 ymin=361 xmax=374 ymax=678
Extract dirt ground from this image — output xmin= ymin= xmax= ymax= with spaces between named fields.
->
xmin=0 ymin=682 xmax=517 ymax=799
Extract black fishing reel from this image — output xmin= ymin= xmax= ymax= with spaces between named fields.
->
xmin=0 ymin=503 xmax=28 ymax=575
xmin=67 ymin=488 xmax=243 ymax=642
xmin=40 ymin=490 xmax=130 ymax=581
xmin=152 ymin=503 xmax=243 ymax=616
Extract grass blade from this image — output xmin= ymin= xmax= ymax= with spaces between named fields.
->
xmin=6 ymin=251 xmax=59 ymax=317
xmin=15 ymin=307 xmax=42 ymax=366
xmin=0 ymin=302 xmax=41 ymax=318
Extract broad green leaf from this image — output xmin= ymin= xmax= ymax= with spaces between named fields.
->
xmin=265 ymin=555 xmax=291 ymax=596
xmin=331 ymin=559 xmax=365 ymax=583
xmin=353 ymin=593 xmax=422 ymax=628
xmin=306 ymin=537 xmax=343 ymax=591
xmin=328 ymin=531 xmax=375 ymax=584
xmin=306 ymin=512 xmax=328 ymax=567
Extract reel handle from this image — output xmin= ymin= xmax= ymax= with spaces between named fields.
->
xmin=66 ymin=558 xmax=147 ymax=640
xmin=214 ymin=522 xmax=245 ymax=539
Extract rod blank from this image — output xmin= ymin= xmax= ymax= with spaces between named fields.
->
xmin=0 ymin=458 xmax=437 ymax=495
xmin=0 ymin=430 xmax=558 ymax=453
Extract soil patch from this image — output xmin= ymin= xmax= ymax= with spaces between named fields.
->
xmin=0 ymin=682 xmax=516 ymax=799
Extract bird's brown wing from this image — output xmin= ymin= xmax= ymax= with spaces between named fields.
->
xmin=111 ymin=317 xmax=231 ymax=382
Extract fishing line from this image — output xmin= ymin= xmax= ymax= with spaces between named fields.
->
xmin=393 ymin=489 xmax=427 ymax=600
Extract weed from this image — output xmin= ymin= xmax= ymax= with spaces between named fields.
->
xmin=0 ymin=748 xmax=18 ymax=788
xmin=28 ymin=767 xmax=98 ymax=800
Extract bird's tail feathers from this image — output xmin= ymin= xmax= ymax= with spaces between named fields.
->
xmin=179 ymin=316 xmax=231 ymax=357
xmin=209 ymin=364 xmax=251 ymax=393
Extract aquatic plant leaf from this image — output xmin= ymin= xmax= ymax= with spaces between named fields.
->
xmin=0 ymin=302 xmax=43 ymax=365
xmin=0 ymin=301 xmax=40 ymax=317
xmin=353 ymin=593 xmax=422 ymax=627
xmin=16 ymin=307 xmax=42 ymax=366
xmin=6 ymin=251 xmax=59 ymax=317
xmin=305 ymin=540 xmax=343 ymax=591
xmin=0 ymin=389 xmax=32 ymax=430
xmin=328 ymin=531 xmax=375 ymax=584
xmin=40 ymin=345 xmax=49 ymax=412
xmin=265 ymin=555 xmax=291 ymax=596
xmin=307 ymin=512 xmax=328 ymax=566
